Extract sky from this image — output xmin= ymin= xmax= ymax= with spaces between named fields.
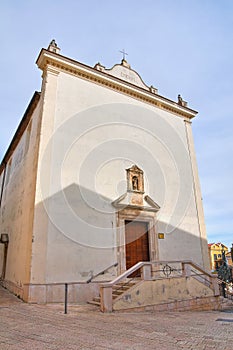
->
xmin=0 ymin=0 xmax=232 ymax=250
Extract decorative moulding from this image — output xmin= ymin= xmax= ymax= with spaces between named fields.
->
xmin=96 ymin=59 xmax=157 ymax=93
xmin=112 ymin=192 xmax=160 ymax=212
xmin=112 ymin=164 xmax=160 ymax=213
xmin=36 ymin=49 xmax=197 ymax=120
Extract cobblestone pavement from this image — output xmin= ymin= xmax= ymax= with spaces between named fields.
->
xmin=0 ymin=286 xmax=233 ymax=350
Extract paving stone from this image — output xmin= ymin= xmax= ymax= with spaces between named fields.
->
xmin=0 ymin=286 xmax=233 ymax=349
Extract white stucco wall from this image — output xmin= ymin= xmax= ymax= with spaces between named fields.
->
xmin=0 ymin=98 xmax=42 ymax=295
xmin=31 ymin=66 xmax=207 ymax=286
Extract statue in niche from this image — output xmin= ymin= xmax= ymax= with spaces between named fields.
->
xmin=132 ymin=176 xmax=139 ymax=191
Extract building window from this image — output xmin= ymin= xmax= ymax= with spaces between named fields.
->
xmin=214 ymin=254 xmax=217 ymax=261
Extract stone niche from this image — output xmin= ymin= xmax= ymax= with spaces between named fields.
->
xmin=112 ymin=164 xmax=160 ymax=212
xmin=126 ymin=165 xmax=144 ymax=206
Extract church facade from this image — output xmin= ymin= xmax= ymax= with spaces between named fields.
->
xmin=0 ymin=41 xmax=209 ymax=303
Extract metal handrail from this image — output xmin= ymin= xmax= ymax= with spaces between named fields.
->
xmin=158 ymin=260 xmax=214 ymax=279
xmin=113 ymin=271 xmax=141 ymax=293
xmin=100 ymin=260 xmax=219 ymax=312
xmin=190 ymin=269 xmax=211 ymax=287
xmin=102 ymin=260 xmax=214 ymax=288
xmin=101 ymin=261 xmax=150 ymax=287
xmin=87 ymin=262 xmax=118 ymax=283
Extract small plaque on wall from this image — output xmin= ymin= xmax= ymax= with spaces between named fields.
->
xmin=158 ymin=233 xmax=164 ymax=239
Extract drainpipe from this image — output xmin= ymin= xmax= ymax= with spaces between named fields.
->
xmin=0 ymin=162 xmax=7 ymax=209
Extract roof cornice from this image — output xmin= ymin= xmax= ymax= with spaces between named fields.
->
xmin=0 ymin=92 xmax=40 ymax=174
xmin=36 ymin=49 xmax=198 ymax=120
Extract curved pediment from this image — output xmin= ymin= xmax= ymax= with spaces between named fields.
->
xmin=94 ymin=60 xmax=158 ymax=93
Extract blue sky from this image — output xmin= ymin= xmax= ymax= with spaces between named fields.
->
xmin=0 ymin=0 xmax=232 ymax=249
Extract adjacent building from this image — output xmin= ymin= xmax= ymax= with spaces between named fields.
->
xmin=208 ymin=242 xmax=229 ymax=271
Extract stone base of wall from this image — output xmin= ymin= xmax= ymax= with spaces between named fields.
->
xmin=114 ymin=296 xmax=222 ymax=313
xmin=1 ymin=280 xmax=100 ymax=304
xmin=1 ymin=279 xmax=24 ymax=299
xmin=27 ymin=283 xmax=100 ymax=304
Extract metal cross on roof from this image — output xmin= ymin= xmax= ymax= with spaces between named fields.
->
xmin=119 ymin=49 xmax=128 ymax=60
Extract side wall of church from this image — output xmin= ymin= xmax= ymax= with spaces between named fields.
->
xmin=0 ymin=100 xmax=42 ymax=299
xmin=30 ymin=66 xmax=208 ymax=296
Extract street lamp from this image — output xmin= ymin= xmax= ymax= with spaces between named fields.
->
xmin=0 ymin=234 xmax=9 ymax=244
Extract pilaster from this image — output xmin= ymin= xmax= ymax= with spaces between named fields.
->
xmin=184 ymin=120 xmax=209 ymax=271
xmin=30 ymin=65 xmax=60 ymax=284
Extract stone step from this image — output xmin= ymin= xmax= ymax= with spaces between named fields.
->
xmin=114 ymin=282 xmax=137 ymax=289
xmin=220 ymin=296 xmax=233 ymax=304
xmin=87 ymin=300 xmax=100 ymax=306
xmin=112 ymin=290 xmax=124 ymax=296
xmin=88 ymin=280 xmax=140 ymax=307
xmin=115 ymin=279 xmax=138 ymax=284
xmin=93 ymin=297 xmax=100 ymax=302
xmin=113 ymin=284 xmax=134 ymax=290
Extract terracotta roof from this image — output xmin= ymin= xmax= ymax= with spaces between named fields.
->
xmin=208 ymin=242 xmax=228 ymax=249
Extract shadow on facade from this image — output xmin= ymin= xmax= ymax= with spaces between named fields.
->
xmin=30 ymin=182 xmax=209 ymax=283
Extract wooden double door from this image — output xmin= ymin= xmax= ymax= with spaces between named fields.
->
xmin=125 ymin=220 xmax=149 ymax=276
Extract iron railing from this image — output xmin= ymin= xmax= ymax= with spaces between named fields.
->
xmin=100 ymin=260 xmax=219 ymax=312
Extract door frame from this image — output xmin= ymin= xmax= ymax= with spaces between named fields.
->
xmin=116 ymin=208 xmax=158 ymax=274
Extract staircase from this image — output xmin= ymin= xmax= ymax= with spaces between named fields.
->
xmin=220 ymin=296 xmax=233 ymax=310
xmin=88 ymin=280 xmax=138 ymax=307
xmin=89 ymin=260 xmax=226 ymax=313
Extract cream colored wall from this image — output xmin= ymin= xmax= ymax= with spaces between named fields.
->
xmin=31 ymin=67 xmax=208 ymax=286
xmin=113 ymin=277 xmax=215 ymax=311
xmin=0 ymin=100 xmax=42 ymax=296
xmin=30 ymin=67 xmax=59 ymax=285
xmin=184 ymin=121 xmax=209 ymax=270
